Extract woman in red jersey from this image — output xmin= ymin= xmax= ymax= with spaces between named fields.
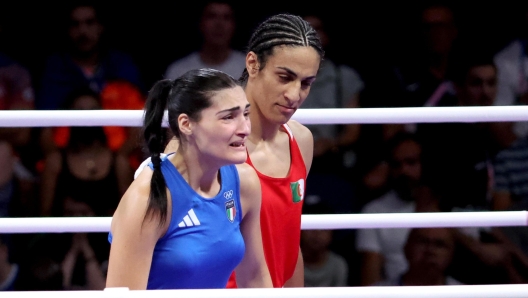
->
xmin=136 ymin=13 xmax=324 ymax=287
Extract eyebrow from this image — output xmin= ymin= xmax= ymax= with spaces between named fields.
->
xmin=277 ymin=67 xmax=317 ymax=81
xmin=216 ymin=103 xmax=251 ymax=115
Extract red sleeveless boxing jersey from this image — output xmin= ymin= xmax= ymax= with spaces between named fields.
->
xmin=227 ymin=123 xmax=307 ymax=288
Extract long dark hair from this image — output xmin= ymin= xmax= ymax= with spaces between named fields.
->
xmin=142 ymin=68 xmax=240 ymax=225
xmin=239 ymin=13 xmax=325 ymax=85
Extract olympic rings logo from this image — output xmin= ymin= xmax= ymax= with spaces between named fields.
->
xmin=224 ymin=190 xmax=233 ymax=199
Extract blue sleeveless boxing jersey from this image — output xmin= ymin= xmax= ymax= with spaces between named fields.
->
xmin=109 ymin=154 xmax=245 ymax=289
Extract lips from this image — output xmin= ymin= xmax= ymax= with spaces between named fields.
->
xmin=276 ymin=104 xmax=297 ymax=115
xmin=230 ymin=141 xmax=245 ymax=148
xmin=277 ymin=103 xmax=296 ymax=109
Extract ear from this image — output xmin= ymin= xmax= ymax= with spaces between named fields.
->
xmin=178 ymin=113 xmax=193 ymax=136
xmin=246 ymin=51 xmax=260 ymax=77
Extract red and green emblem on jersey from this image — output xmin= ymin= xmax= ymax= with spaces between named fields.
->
xmin=225 ymin=199 xmax=236 ymax=223
xmin=290 ymin=179 xmax=305 ymax=203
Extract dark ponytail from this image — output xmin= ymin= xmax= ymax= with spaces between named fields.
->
xmin=141 ymin=68 xmax=240 ymax=226
xmin=142 ymin=79 xmax=172 ymax=226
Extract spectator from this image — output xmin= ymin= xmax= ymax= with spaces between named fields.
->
xmin=301 ymin=13 xmax=364 ymax=176
xmin=164 ymin=1 xmax=245 ymax=80
xmin=36 ymin=2 xmax=144 ymax=111
xmin=0 ymin=51 xmax=38 ymax=217
xmin=39 ymin=87 xmax=132 ymax=216
xmin=493 ymin=137 xmax=528 ymax=212
xmin=417 ymin=54 xmax=515 ymax=213
xmin=35 ymin=3 xmax=146 ymax=172
xmin=0 ymin=53 xmax=34 ymax=148
xmin=494 ymin=4 xmax=528 ymax=138
xmin=491 ymin=124 xmax=528 ymax=275
xmin=303 ymin=159 xmax=364 ymax=286
xmin=39 ymin=79 xmax=146 ymax=168
xmin=448 ymin=226 xmax=528 ymax=284
xmin=402 ymin=3 xmax=459 ymax=107
xmin=376 ymin=228 xmax=462 ymax=286
xmin=493 ymin=4 xmax=528 ymax=210
xmin=381 ymin=4 xmax=459 ymax=141
xmin=59 ymin=196 xmax=107 ymax=290
xmin=15 ymin=256 xmax=63 ymax=291
xmin=356 ymin=132 xmax=439 ymax=286
xmin=301 ymin=203 xmax=348 ymax=287
xmin=0 ymin=235 xmax=19 ymax=291
xmin=411 ymin=54 xmax=528 ymax=284
xmin=19 ymin=170 xmax=110 ymax=291
xmin=20 ymin=188 xmax=109 ymax=290
xmin=352 ymin=146 xmax=390 ymax=211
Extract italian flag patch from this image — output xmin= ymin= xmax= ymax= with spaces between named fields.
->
xmin=225 ymin=199 xmax=236 ymax=223
xmin=290 ymin=179 xmax=305 ymax=203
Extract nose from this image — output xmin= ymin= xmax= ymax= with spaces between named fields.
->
xmin=237 ymin=116 xmax=251 ymax=137
xmin=284 ymin=81 xmax=302 ymax=103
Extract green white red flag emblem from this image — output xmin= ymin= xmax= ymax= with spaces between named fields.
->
xmin=290 ymin=179 xmax=305 ymax=203
xmin=225 ymin=199 xmax=236 ymax=222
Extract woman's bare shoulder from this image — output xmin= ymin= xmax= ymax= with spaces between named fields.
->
xmin=235 ymin=163 xmax=259 ymax=185
xmin=113 ymin=168 xmax=154 ymax=222
xmin=286 ymin=120 xmax=314 ymax=170
xmin=286 ymin=120 xmax=313 ymax=144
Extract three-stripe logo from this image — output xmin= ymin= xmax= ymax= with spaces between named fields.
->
xmin=178 ymin=209 xmax=201 ymax=227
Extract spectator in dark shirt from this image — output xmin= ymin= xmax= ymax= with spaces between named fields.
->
xmin=36 ymin=3 xmax=144 ymax=111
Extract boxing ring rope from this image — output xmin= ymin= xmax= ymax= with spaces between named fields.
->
xmin=2 ymin=107 xmax=528 ymax=296
xmin=2 ymin=284 xmax=528 ymax=298
xmin=2 ymin=105 xmax=528 ymax=127
xmin=0 ymin=211 xmax=526 ymax=233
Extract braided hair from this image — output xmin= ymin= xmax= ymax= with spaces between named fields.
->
xmin=239 ymin=13 xmax=325 ymax=85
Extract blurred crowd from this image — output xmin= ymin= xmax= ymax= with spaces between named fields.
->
xmin=1 ymin=0 xmax=528 ymax=291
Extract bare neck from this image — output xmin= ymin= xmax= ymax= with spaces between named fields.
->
xmin=246 ymin=89 xmax=283 ymax=144
xmin=172 ymin=146 xmax=221 ymax=198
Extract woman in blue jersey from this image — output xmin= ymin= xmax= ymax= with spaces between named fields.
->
xmin=133 ymin=13 xmax=324 ymax=287
xmin=105 ymin=68 xmax=272 ymax=290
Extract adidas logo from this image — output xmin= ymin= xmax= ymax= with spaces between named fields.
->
xmin=178 ymin=209 xmax=201 ymax=227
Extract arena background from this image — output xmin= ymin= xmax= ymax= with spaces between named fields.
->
xmin=0 ymin=1 xmax=526 ymax=91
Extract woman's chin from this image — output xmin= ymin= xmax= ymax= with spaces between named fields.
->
xmin=229 ymin=151 xmax=248 ymax=164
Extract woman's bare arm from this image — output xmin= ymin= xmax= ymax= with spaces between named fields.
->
xmin=235 ymin=163 xmax=272 ymax=288
xmin=106 ymin=169 xmax=169 ymax=290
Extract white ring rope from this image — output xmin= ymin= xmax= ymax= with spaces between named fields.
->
xmin=2 ymin=106 xmax=528 ymax=127
xmin=0 ymin=211 xmax=525 ymax=233
xmin=3 ymin=284 xmax=528 ymax=298
xmin=2 ymin=108 xmax=528 ymax=294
